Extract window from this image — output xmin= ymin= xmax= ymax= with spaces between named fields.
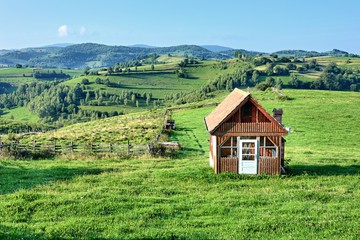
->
xmin=241 ymin=102 xmax=252 ymax=122
xmin=220 ymin=137 xmax=238 ymax=157
xmin=259 ymin=137 xmax=277 ymax=157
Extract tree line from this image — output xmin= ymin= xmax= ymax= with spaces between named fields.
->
xmin=0 ymin=79 xmax=156 ymax=124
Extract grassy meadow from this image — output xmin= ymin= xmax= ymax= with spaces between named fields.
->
xmin=64 ymin=60 xmax=240 ymax=100
xmin=9 ymin=110 xmax=164 ymax=145
xmin=0 ymin=67 xmax=82 ymax=84
xmin=1 ymin=107 xmax=39 ymax=123
xmin=0 ymin=89 xmax=359 ymax=239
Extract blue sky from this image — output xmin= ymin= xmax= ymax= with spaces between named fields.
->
xmin=1 ymin=0 xmax=359 ymax=53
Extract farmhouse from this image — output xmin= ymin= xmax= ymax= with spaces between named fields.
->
xmin=204 ymin=88 xmax=287 ymax=175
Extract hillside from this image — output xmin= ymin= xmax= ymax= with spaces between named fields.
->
xmin=0 ymin=43 xmax=231 ymax=69
xmin=0 ymin=89 xmax=358 ymax=238
xmin=273 ymin=49 xmax=355 ymax=58
xmin=1 ymin=43 xmax=358 ymax=69
xmin=201 ymin=45 xmax=233 ymax=52
xmin=0 ymin=55 xmax=359 ymax=127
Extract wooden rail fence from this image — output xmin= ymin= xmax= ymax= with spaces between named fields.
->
xmin=0 ymin=140 xmax=148 ymax=156
xmin=0 ymin=110 xmax=179 ymax=158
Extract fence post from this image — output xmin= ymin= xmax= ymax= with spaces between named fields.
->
xmin=70 ymin=141 xmax=74 ymax=152
xmin=33 ymin=140 xmax=36 ymax=152
xmin=13 ymin=141 xmax=17 ymax=152
xmin=109 ymin=143 xmax=113 ymax=153
xmin=53 ymin=140 xmax=56 ymax=154
xmin=127 ymin=140 xmax=130 ymax=155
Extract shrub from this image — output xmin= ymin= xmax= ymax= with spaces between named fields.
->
xmin=81 ymin=78 xmax=90 ymax=85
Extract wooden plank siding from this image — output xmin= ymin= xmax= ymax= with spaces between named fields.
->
xmin=258 ymin=157 xmax=280 ymax=175
xmin=219 ymin=156 xmax=281 ymax=175
xmin=215 ymin=122 xmax=286 ymax=136
xmin=219 ymin=157 xmax=238 ymax=173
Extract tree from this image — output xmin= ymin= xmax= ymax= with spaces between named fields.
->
xmin=107 ymin=67 xmax=113 ymax=75
xmin=265 ymin=77 xmax=275 ymax=87
xmin=67 ymin=104 xmax=77 ymax=114
xmin=146 ymin=95 xmax=151 ymax=106
xmin=81 ymin=78 xmax=90 ymax=85
xmin=84 ymin=66 xmax=91 ymax=75
xmin=95 ymin=78 xmax=102 ymax=84
xmin=226 ymin=80 xmax=233 ymax=92
xmin=350 ymin=84 xmax=359 ymax=91
xmin=97 ymin=95 xmax=103 ymax=105
xmin=286 ymin=63 xmax=297 ymax=70
xmin=85 ymin=92 xmax=90 ymax=104
xmin=251 ymin=71 xmax=259 ymax=85
xmin=131 ymin=94 xmax=136 ymax=104
xmin=114 ymin=64 xmax=120 ymax=73
xmin=289 ymin=74 xmax=301 ymax=88
xmin=275 ymin=78 xmax=283 ymax=90
xmin=266 ymin=63 xmax=275 ymax=75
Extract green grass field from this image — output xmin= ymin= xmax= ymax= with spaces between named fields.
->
xmin=0 ymin=67 xmax=83 ymax=84
xmin=0 ymin=89 xmax=359 ymax=239
xmin=65 ymin=59 xmax=250 ymax=100
xmin=10 ymin=110 xmax=163 ymax=145
xmin=1 ymin=107 xmax=39 ymax=123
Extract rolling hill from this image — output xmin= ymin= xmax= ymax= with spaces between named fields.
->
xmin=1 ymin=42 xmax=357 ymax=69
xmin=201 ymin=45 xmax=233 ymax=52
xmin=0 ymin=43 xmax=232 ymax=69
xmin=0 ymin=89 xmax=359 ymax=239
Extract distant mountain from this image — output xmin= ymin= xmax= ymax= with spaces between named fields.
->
xmin=219 ymin=49 xmax=266 ymax=58
xmin=272 ymin=49 xmax=352 ymax=58
xmin=323 ymin=49 xmax=350 ymax=57
xmin=0 ymin=48 xmax=58 ymax=65
xmin=0 ymin=43 xmax=356 ymax=69
xmin=0 ymin=43 xmax=231 ymax=68
xmin=42 ymin=43 xmax=74 ymax=48
xmin=201 ymin=45 xmax=233 ymax=52
xmin=0 ymin=50 xmax=12 ymax=56
xmin=127 ymin=44 xmax=158 ymax=48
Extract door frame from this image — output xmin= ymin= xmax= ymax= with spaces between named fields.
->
xmin=238 ymin=138 xmax=258 ymax=174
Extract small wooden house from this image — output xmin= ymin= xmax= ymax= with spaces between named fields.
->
xmin=204 ymin=88 xmax=287 ymax=175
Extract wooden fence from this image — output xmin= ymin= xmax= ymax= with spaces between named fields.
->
xmin=0 ymin=140 xmax=149 ymax=156
xmin=0 ymin=109 xmax=178 ymax=158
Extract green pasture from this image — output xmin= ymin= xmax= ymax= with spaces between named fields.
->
xmin=0 ymin=67 xmax=82 ymax=84
xmin=0 ymin=89 xmax=359 ymax=239
xmin=10 ymin=110 xmax=163 ymax=145
xmin=65 ymin=67 xmax=219 ymax=100
xmin=0 ymin=68 xmax=34 ymax=83
xmin=1 ymin=107 xmax=39 ymax=123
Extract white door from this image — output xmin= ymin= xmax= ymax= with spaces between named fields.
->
xmin=238 ymin=139 xmax=258 ymax=174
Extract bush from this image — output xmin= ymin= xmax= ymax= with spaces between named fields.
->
xmin=350 ymin=84 xmax=359 ymax=91
xmin=255 ymin=82 xmax=271 ymax=91
xmin=81 ymin=78 xmax=90 ymax=85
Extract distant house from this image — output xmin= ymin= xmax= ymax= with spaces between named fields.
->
xmin=204 ymin=88 xmax=287 ymax=175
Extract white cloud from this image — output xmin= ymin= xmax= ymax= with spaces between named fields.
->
xmin=80 ymin=26 xmax=86 ymax=36
xmin=58 ymin=25 xmax=69 ymax=37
